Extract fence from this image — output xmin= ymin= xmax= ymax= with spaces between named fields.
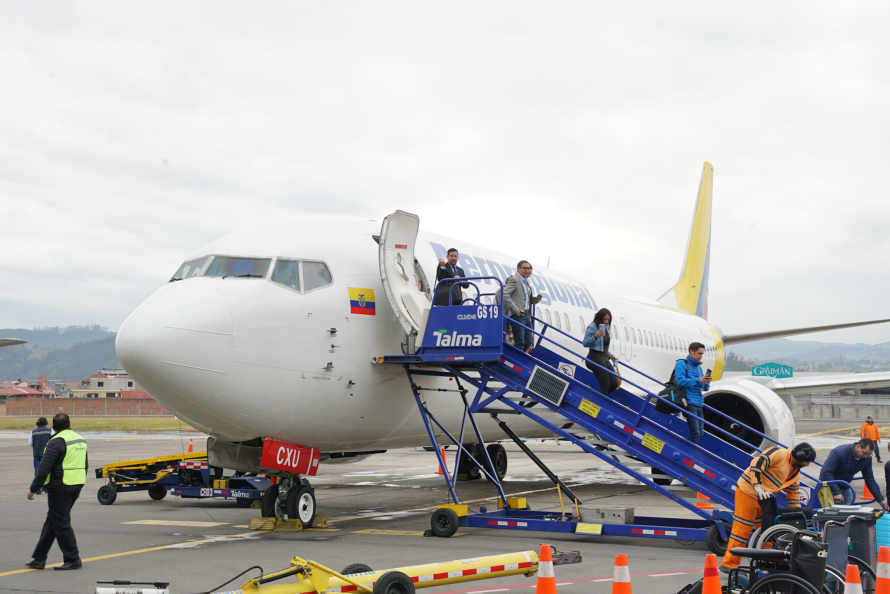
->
xmin=4 ymin=398 xmax=172 ymax=417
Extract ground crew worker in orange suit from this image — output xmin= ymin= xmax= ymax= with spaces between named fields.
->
xmin=719 ymin=442 xmax=816 ymax=573
xmin=862 ymin=417 xmax=881 ymax=463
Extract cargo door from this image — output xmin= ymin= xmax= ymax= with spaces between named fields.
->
xmin=378 ymin=211 xmax=432 ymax=346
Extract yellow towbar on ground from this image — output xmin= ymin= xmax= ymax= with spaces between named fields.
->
xmin=231 ymin=550 xmax=540 ymax=594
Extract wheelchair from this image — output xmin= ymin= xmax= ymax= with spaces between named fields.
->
xmin=727 ymin=530 xmax=829 ymax=594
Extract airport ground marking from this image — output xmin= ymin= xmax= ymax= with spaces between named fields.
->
xmin=808 ymin=426 xmax=861 ymax=435
xmin=123 ymin=520 xmax=229 ymax=527
xmin=0 ymin=531 xmax=260 ymax=578
xmin=351 ymin=528 xmax=466 ymax=537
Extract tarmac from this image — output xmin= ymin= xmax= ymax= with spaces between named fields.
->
xmin=0 ymin=419 xmax=885 ymax=594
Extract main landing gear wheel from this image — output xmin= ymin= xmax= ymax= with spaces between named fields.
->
xmin=97 ymin=484 xmax=117 ymax=505
xmin=486 ymin=444 xmax=508 ymax=481
xmin=430 ymin=508 xmax=459 ymax=538
xmin=342 ymin=563 xmax=374 ymax=574
xmin=148 ymin=485 xmax=167 ymax=500
xmin=373 ymin=571 xmax=415 ymax=594
xmin=261 ymin=484 xmax=285 ymax=519
xmin=287 ymin=484 xmax=317 ymax=528
xmin=706 ymin=518 xmax=732 ymax=556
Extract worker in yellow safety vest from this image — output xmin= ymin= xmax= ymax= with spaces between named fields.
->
xmin=720 ymin=442 xmax=816 ymax=573
xmin=26 ymin=413 xmax=88 ymax=571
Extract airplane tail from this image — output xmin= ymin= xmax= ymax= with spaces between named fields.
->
xmin=658 ymin=162 xmax=714 ymax=319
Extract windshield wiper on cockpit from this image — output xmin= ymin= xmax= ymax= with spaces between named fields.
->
xmin=233 ymin=274 xmax=264 ymax=278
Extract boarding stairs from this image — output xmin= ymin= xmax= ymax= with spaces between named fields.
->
xmin=374 ymin=210 xmax=831 ymax=548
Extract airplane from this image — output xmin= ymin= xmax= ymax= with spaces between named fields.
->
xmin=115 ymin=162 xmax=890 ymax=526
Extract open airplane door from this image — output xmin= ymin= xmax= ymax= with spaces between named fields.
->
xmin=378 ymin=211 xmax=432 ymax=351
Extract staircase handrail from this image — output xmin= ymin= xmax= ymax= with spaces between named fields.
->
xmin=523 ymin=314 xmax=826 ymax=483
xmin=432 ymin=276 xmax=504 ymax=309
xmin=502 ymin=315 xmax=767 ymax=464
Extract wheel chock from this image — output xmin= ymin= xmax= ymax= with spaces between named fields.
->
xmin=249 ymin=517 xmax=276 ymax=531
xmin=311 ymin=514 xmax=328 ymax=529
xmin=274 ymin=519 xmax=303 ymax=532
xmin=498 ymin=497 xmax=528 ymax=510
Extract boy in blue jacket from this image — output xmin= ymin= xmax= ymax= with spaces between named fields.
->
xmin=675 ymin=342 xmax=711 ymax=444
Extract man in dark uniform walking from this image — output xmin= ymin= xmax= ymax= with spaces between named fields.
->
xmin=26 ymin=413 xmax=88 ymax=570
xmin=30 ymin=417 xmax=53 ymax=475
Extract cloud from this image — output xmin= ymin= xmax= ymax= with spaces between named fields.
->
xmin=1 ymin=2 xmax=889 ymax=344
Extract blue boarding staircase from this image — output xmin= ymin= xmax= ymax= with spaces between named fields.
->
xmin=379 ymin=276 xmax=850 ymax=551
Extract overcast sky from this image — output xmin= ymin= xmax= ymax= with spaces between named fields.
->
xmin=2 ymin=2 xmax=889 ymax=344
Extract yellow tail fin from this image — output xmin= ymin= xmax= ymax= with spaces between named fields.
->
xmin=658 ymin=162 xmax=713 ymax=319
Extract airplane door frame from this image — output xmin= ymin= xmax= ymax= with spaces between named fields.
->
xmin=620 ymin=318 xmax=631 ymax=361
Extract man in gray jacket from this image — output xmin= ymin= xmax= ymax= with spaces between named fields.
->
xmin=503 ymin=260 xmax=541 ymax=352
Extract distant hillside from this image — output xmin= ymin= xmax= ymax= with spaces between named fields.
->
xmin=0 ymin=336 xmax=118 ymax=382
xmin=727 ymin=337 xmax=890 ymax=373
xmin=0 ymin=325 xmax=116 ymax=350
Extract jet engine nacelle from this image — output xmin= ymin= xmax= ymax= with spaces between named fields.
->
xmin=703 ymin=379 xmax=796 ymax=452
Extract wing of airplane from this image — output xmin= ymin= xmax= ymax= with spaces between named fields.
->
xmin=0 ymin=338 xmax=26 ymax=348
xmin=719 ymin=371 xmax=890 ymax=396
xmin=723 ymin=319 xmax=890 ymax=345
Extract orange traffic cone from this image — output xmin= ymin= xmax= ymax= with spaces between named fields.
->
xmin=702 ymin=554 xmax=720 ymax=594
xmin=877 ymin=546 xmax=890 ymax=594
xmin=696 ymin=493 xmax=714 ymax=510
xmin=536 ymin=544 xmax=556 ymax=594
xmin=846 ymin=564 xmax=864 ymax=594
xmin=865 ymin=484 xmax=874 ymax=500
xmin=434 ymin=447 xmax=448 ymax=475
xmin=612 ymin=555 xmax=631 ymax=594
xmin=188 ymin=438 xmax=194 ymax=453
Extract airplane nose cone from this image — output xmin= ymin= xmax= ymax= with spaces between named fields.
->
xmin=116 ymin=283 xmax=232 ymax=413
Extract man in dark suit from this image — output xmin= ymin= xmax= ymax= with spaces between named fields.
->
xmin=435 ymin=248 xmax=467 ymax=306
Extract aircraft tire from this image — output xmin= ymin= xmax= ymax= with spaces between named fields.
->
xmin=97 ymin=484 xmax=117 ymax=505
xmin=287 ymin=484 xmax=317 ymax=528
xmin=372 ymin=571 xmax=415 ymax=594
xmin=148 ymin=485 xmax=167 ymax=500
xmin=430 ymin=508 xmax=459 ymax=538
xmin=261 ymin=484 xmax=282 ymax=518
xmin=486 ymin=444 xmax=508 ymax=481
xmin=342 ymin=563 xmax=374 ymax=574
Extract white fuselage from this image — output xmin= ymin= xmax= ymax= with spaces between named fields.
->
xmin=116 ymin=218 xmax=730 ymax=452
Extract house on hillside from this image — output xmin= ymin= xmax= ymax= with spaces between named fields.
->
xmin=70 ymin=368 xmax=144 ymax=398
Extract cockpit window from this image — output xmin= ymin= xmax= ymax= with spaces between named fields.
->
xmin=271 ymin=259 xmax=301 ymax=291
xmin=302 ymin=261 xmax=333 ymax=291
xmin=171 ymin=257 xmax=210 ymax=281
xmin=204 ymin=257 xmax=271 ymax=279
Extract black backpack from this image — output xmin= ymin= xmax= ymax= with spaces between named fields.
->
xmin=654 ymin=360 xmax=688 ymax=414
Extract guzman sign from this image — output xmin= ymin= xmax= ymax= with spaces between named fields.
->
xmin=751 ymin=362 xmax=793 ymax=379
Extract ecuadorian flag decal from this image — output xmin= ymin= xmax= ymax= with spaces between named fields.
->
xmin=348 ymin=287 xmax=376 ymax=315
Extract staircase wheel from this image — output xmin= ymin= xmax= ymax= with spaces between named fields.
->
xmin=706 ymin=519 xmax=732 ymax=556
xmin=430 ymin=508 xmax=459 ymax=538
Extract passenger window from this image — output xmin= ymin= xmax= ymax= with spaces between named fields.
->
xmin=647 ymin=331 xmax=653 ymax=346
xmin=632 ymin=328 xmax=637 ymax=344
xmin=624 ymin=327 xmax=630 ymax=341
xmin=553 ymin=312 xmax=561 ymax=330
xmin=271 ymin=259 xmax=301 ymax=291
xmin=205 ymin=256 xmax=271 ymax=278
xmin=544 ymin=309 xmax=552 ymax=325
xmin=564 ymin=313 xmax=570 ymax=332
xmin=303 ymin=261 xmax=333 ymax=291
xmin=579 ymin=317 xmax=585 ymax=333
xmin=171 ymin=256 xmax=210 ymax=281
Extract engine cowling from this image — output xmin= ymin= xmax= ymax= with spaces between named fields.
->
xmin=703 ymin=379 xmax=795 ymax=452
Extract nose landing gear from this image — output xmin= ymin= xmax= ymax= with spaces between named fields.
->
xmin=261 ymin=474 xmax=317 ymax=528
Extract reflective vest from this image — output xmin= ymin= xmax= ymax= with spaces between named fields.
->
xmin=862 ymin=423 xmax=880 ymax=441
xmin=44 ymin=429 xmax=88 ymax=486
xmin=737 ymin=447 xmax=801 ymax=506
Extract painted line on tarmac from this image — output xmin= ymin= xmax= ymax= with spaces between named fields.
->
xmin=807 ymin=426 xmax=861 ymax=435
xmin=431 ymin=569 xmax=702 ymax=594
xmin=351 ymin=529 xmax=466 ymax=537
xmin=0 ymin=531 xmax=260 ymax=578
xmin=327 ymin=483 xmax=605 ymax=524
xmin=123 ymin=520 xmax=229 ymax=527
